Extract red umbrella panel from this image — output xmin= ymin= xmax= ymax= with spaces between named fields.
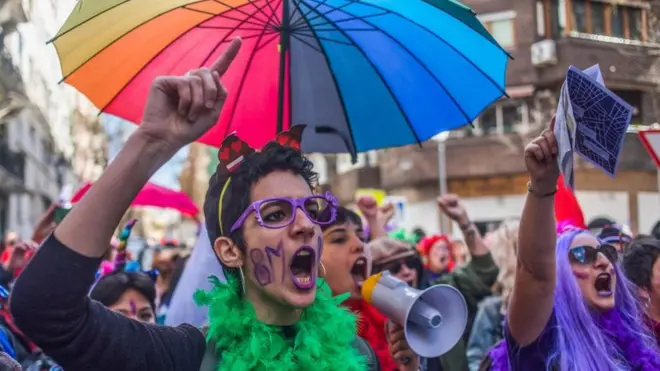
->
xmin=71 ymin=182 xmax=200 ymax=219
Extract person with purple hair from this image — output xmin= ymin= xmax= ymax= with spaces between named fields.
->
xmin=481 ymin=117 xmax=660 ymax=371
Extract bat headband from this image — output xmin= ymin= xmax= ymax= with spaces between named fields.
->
xmin=216 ymin=125 xmax=306 ymax=236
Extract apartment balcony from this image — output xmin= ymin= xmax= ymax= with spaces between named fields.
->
xmin=378 ymin=131 xmax=656 ymax=190
xmin=534 ymin=35 xmax=660 ymax=90
xmin=0 ymin=140 xmax=24 ymax=191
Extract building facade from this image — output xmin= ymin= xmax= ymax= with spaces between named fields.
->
xmin=0 ymin=0 xmax=96 ymax=238
xmin=330 ymin=0 xmax=660 ymax=236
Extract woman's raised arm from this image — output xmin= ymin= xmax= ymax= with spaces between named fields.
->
xmin=10 ymin=38 xmax=242 ymax=370
xmin=507 ymin=117 xmax=560 ymax=346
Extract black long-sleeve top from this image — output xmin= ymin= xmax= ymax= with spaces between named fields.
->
xmin=9 ymin=235 xmax=206 ymax=370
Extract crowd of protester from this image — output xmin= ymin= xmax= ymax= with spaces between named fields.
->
xmin=1 ymin=40 xmax=660 ymax=370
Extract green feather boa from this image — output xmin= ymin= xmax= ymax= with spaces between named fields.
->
xmin=194 ymin=275 xmax=367 ymax=371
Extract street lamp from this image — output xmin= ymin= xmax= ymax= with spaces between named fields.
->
xmin=432 ymin=131 xmax=451 ymax=234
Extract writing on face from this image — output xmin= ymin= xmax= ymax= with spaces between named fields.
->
xmin=249 ymin=239 xmax=319 ymax=290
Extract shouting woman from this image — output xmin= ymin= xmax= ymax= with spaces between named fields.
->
xmin=9 ymin=38 xmax=403 ymax=371
xmin=484 ymin=118 xmax=660 ymax=371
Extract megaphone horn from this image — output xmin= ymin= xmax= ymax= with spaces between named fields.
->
xmin=361 ymin=271 xmax=468 ymax=358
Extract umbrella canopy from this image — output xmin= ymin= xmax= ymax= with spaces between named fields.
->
xmin=54 ymin=0 xmax=509 ymax=156
xmin=72 ymin=182 xmax=200 ymax=218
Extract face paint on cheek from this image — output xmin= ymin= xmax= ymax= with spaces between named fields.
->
xmin=264 ymin=241 xmax=285 ymax=284
xmin=574 ymin=271 xmax=590 ymax=280
xmin=249 ymin=249 xmax=272 ymax=286
xmin=129 ymin=300 xmax=137 ymax=317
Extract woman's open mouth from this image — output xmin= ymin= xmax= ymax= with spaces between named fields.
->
xmin=351 ymin=257 xmax=368 ymax=288
xmin=594 ymin=273 xmax=613 ymax=297
xmin=289 ymin=246 xmax=316 ymax=290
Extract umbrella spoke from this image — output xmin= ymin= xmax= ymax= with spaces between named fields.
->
xmin=289 ymin=0 xmax=330 ymax=30
xmin=294 ymin=11 xmax=389 ymax=32
xmin=248 ymin=0 xmax=281 ymax=26
xmin=289 ymin=34 xmax=322 ymax=53
xmin=262 ymin=0 xmax=282 ymax=25
xmin=301 ymin=3 xmax=422 ymax=145
xmin=198 ymin=0 xmax=276 ymax=68
xmin=255 ymin=32 xmax=281 ymax=52
xmin=221 ymin=26 xmax=273 ymax=138
xmin=95 ymin=0 xmax=273 ymax=114
xmin=212 ymin=0 xmax=272 ymax=27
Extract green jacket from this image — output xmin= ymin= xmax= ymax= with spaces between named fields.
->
xmin=430 ymin=253 xmax=499 ymax=371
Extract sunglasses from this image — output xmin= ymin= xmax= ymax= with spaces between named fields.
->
xmin=375 ymin=256 xmax=420 ymax=275
xmin=568 ymin=244 xmax=618 ymax=265
xmin=230 ymin=192 xmax=338 ymax=233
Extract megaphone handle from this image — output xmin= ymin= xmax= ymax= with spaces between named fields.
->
xmin=385 ymin=321 xmax=412 ymax=366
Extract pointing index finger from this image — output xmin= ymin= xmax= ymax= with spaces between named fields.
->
xmin=211 ymin=37 xmax=242 ymax=76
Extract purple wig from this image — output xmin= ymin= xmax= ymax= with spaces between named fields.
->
xmin=489 ymin=229 xmax=660 ymax=371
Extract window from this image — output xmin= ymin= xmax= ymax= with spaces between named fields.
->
xmin=479 ymin=11 xmax=516 ymax=48
xmin=480 ymin=107 xmax=498 ymax=135
xmin=571 ymin=1 xmax=588 ymax=33
xmin=568 ymin=0 xmax=648 ymax=42
xmin=501 ymin=102 xmax=525 ymax=133
xmin=537 ymin=0 xmax=566 ymax=39
xmin=465 ymin=99 xmax=530 ymax=137
xmin=611 ymin=7 xmax=625 ymax=38
xmin=628 ymin=7 xmax=643 ymax=41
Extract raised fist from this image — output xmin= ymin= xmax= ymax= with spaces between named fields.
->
xmin=138 ymin=38 xmax=242 ymax=151
xmin=524 ymin=116 xmax=560 ymax=193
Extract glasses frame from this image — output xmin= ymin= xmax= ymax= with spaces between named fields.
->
xmin=230 ymin=191 xmax=338 ymax=233
xmin=568 ymin=244 xmax=618 ymax=265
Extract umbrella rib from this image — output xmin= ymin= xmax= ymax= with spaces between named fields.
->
xmin=288 ymin=0 xmax=307 ymax=29
xmin=246 ymin=0 xmax=279 ymax=27
xmin=289 ymin=0 xmax=332 ymax=30
xmin=96 ymin=1 xmax=270 ymax=114
xmin=196 ymin=0 xmax=277 ymax=77
xmin=290 ymin=0 xmax=358 ymax=155
xmin=212 ymin=0 xmax=271 ymax=26
xmin=255 ymin=32 xmax=281 ymax=52
xmin=333 ymin=0 xmax=509 ymax=97
xmin=221 ymin=3 xmax=281 ymax=137
xmin=261 ymin=0 xmax=282 ymax=24
xmin=47 ymin=0 xmax=132 ymax=44
xmin=57 ymin=1 xmax=256 ymax=84
xmin=289 ymin=34 xmax=322 ymax=52
xmin=334 ymin=8 xmax=474 ymax=126
xmin=292 ymin=12 xmax=389 ymax=32
xmin=420 ymin=0 xmax=513 ymax=59
xmin=187 ymin=6 xmax=270 ymax=29
xmin=301 ymin=1 xmax=422 ymax=146
xmin=198 ymin=25 xmax=272 ymax=31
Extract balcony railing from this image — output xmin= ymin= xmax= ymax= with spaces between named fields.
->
xmin=0 ymin=141 xmax=24 ymax=181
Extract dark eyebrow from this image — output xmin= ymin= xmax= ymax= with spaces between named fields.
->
xmin=329 ymin=228 xmax=347 ymax=235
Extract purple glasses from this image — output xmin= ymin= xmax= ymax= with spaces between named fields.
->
xmin=230 ymin=192 xmax=339 ymax=233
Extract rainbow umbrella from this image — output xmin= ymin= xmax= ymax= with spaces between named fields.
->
xmin=53 ymin=0 xmax=510 ymax=157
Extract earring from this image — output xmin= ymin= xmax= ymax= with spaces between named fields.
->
xmin=319 ymin=263 xmax=327 ymax=278
xmin=238 ymin=266 xmax=247 ymax=296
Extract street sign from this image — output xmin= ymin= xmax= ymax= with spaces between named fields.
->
xmin=638 ymin=130 xmax=660 ymax=168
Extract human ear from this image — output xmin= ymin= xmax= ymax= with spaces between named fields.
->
xmin=213 ymin=237 xmax=243 ymax=268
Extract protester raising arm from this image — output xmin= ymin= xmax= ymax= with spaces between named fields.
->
xmin=507 ymin=117 xmax=559 ymax=346
xmin=10 ymin=38 xmax=242 ymax=371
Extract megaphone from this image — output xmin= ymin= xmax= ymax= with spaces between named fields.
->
xmin=361 ymin=271 xmax=467 ymax=358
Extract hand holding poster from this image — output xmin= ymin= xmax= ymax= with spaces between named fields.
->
xmin=554 ymin=65 xmax=632 ymax=190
